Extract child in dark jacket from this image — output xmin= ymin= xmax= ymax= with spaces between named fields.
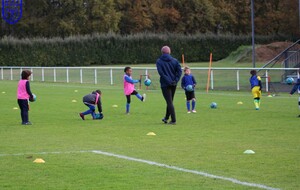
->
xmin=17 ymin=70 xmax=34 ymax=125
xmin=181 ymin=67 xmax=197 ymax=113
xmin=289 ymin=72 xmax=300 ymax=117
xmin=79 ymin=90 xmax=102 ymax=120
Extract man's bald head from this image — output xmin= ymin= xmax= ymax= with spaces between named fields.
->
xmin=161 ymin=46 xmax=171 ymax=54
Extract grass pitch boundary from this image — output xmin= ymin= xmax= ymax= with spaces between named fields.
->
xmin=0 ymin=150 xmax=280 ymax=190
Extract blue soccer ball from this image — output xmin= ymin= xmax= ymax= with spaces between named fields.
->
xmin=185 ymin=85 xmax=194 ymax=92
xmin=30 ymin=94 xmax=37 ymax=102
xmin=33 ymin=94 xmax=37 ymax=101
xmin=286 ymin=77 xmax=294 ymax=85
xmin=210 ymin=102 xmax=217 ymax=109
xmin=144 ymin=79 xmax=151 ymax=86
xmin=95 ymin=113 xmax=104 ymax=120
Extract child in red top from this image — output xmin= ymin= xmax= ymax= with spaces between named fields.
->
xmin=17 ymin=70 xmax=34 ymax=125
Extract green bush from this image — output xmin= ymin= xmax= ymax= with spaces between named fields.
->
xmin=0 ymin=33 xmax=291 ymax=66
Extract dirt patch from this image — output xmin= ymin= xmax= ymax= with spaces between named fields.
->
xmin=228 ymin=41 xmax=300 ymax=63
xmin=255 ymin=42 xmax=300 ymax=62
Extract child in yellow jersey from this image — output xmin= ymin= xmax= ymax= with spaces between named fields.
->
xmin=249 ymin=70 xmax=262 ymax=110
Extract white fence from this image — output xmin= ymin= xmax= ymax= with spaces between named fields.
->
xmin=0 ymin=66 xmax=299 ymax=92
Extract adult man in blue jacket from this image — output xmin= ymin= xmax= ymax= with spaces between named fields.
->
xmin=156 ymin=46 xmax=182 ymax=125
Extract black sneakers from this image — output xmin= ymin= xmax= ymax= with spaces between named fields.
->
xmin=168 ymin=121 xmax=176 ymax=125
xmin=162 ymin=118 xmax=176 ymax=125
xmin=162 ymin=118 xmax=168 ymax=124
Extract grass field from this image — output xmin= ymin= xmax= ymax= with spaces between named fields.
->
xmin=0 ymin=80 xmax=299 ymax=190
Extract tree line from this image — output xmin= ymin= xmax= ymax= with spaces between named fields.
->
xmin=0 ymin=0 xmax=299 ymax=38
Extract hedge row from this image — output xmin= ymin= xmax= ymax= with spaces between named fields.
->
xmin=0 ymin=33 xmax=291 ymax=66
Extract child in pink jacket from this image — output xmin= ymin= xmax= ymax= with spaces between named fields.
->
xmin=17 ymin=70 xmax=34 ymax=125
xmin=123 ymin=67 xmax=145 ymax=114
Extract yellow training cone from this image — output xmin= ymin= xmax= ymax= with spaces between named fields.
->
xmin=237 ymin=101 xmax=243 ymax=105
xmin=33 ymin=158 xmax=45 ymax=163
xmin=74 ymin=90 xmax=78 ymax=92
xmin=2 ymin=91 xmax=6 ymax=94
xmin=13 ymin=107 xmax=18 ymax=110
xmin=112 ymin=105 xmax=118 ymax=108
xmin=147 ymin=132 xmax=156 ymax=136
xmin=267 ymin=95 xmax=273 ymax=98
xmin=72 ymin=100 xmax=77 ymax=103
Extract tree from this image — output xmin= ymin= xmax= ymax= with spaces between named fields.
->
xmin=229 ymin=0 xmax=251 ymax=35
xmin=0 ymin=0 xmax=121 ymax=37
xmin=0 ymin=0 xmax=299 ymax=37
xmin=173 ymin=0 xmax=215 ymax=33
xmin=212 ymin=0 xmax=237 ymax=34
xmin=116 ymin=0 xmax=155 ymax=34
xmin=255 ymin=0 xmax=299 ymax=36
xmin=82 ymin=0 xmax=121 ymax=34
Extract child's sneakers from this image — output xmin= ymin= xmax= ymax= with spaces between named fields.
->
xmin=187 ymin=111 xmax=191 ymax=114
xmin=79 ymin=113 xmax=85 ymax=120
xmin=22 ymin=121 xmax=32 ymax=125
xmin=142 ymin=93 xmax=146 ymax=102
xmin=192 ymin=110 xmax=197 ymax=113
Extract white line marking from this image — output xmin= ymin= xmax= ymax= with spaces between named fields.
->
xmin=0 ymin=150 xmax=280 ymax=190
xmin=92 ymin=150 xmax=280 ymax=190
xmin=0 ymin=150 xmax=91 ymax=157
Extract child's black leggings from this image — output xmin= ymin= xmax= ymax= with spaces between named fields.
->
xmin=18 ymin=99 xmax=29 ymax=123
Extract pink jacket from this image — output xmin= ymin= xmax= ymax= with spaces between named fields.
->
xmin=17 ymin=80 xmax=30 ymax=99
xmin=123 ymin=75 xmax=135 ymax=95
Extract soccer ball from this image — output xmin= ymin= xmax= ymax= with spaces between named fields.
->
xmin=95 ymin=113 xmax=104 ymax=120
xmin=30 ymin=94 xmax=37 ymax=102
xmin=210 ymin=102 xmax=217 ymax=109
xmin=286 ymin=77 xmax=294 ymax=85
xmin=144 ymin=79 xmax=151 ymax=86
xmin=185 ymin=85 xmax=194 ymax=92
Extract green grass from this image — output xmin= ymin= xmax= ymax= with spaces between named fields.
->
xmin=0 ymin=80 xmax=299 ymax=190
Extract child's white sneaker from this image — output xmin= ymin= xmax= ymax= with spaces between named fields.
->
xmin=142 ymin=94 xmax=146 ymax=102
xmin=187 ymin=111 xmax=191 ymax=114
xmin=192 ymin=110 xmax=197 ymax=113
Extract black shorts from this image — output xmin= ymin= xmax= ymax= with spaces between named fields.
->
xmin=185 ymin=91 xmax=195 ymax=101
xmin=126 ymin=90 xmax=138 ymax=103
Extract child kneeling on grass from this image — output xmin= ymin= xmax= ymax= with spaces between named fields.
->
xmin=79 ymin=90 xmax=102 ymax=120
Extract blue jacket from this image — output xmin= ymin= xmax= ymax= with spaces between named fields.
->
xmin=156 ymin=54 xmax=182 ymax=88
xmin=250 ymin=75 xmax=262 ymax=89
xmin=290 ymin=78 xmax=300 ymax=95
xmin=181 ymin=74 xmax=196 ymax=90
